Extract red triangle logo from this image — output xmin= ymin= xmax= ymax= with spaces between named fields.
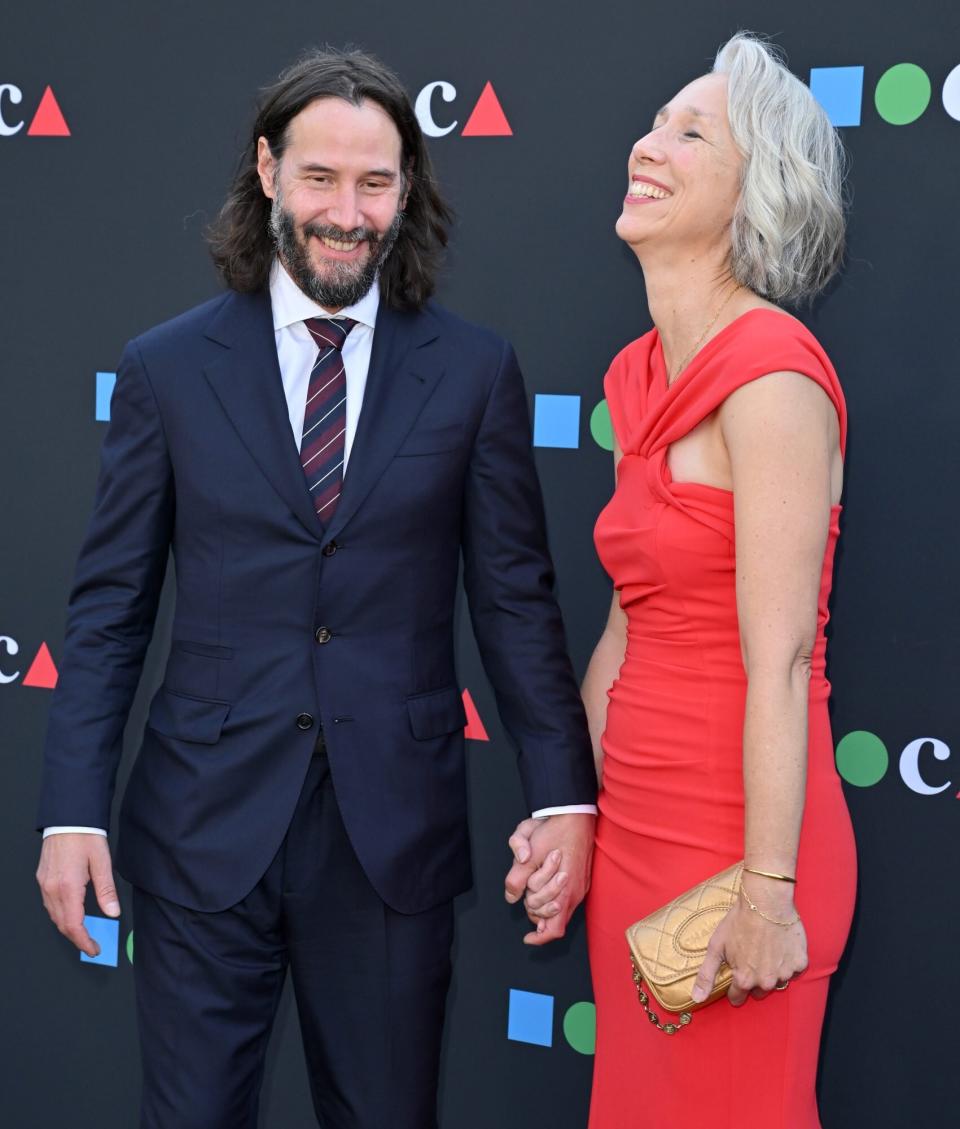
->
xmin=27 ymin=86 xmax=71 ymax=137
xmin=22 ymin=642 xmax=59 ymax=689
xmin=462 ymin=688 xmax=490 ymax=741
xmin=461 ymin=82 xmax=513 ymax=137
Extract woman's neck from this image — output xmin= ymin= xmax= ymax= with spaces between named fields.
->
xmin=638 ymin=247 xmax=748 ymax=382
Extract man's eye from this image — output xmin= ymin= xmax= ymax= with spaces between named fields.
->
xmin=683 ymin=130 xmax=702 ymax=140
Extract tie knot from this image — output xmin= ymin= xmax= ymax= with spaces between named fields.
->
xmin=304 ymin=316 xmax=357 ymax=351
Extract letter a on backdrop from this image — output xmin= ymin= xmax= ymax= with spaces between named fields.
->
xmin=27 ymin=87 xmax=71 ymax=137
xmin=461 ymin=82 xmax=513 ymax=136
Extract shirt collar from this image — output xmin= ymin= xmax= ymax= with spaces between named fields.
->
xmin=269 ymin=258 xmax=380 ymax=332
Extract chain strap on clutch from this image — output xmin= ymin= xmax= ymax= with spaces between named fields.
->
xmin=630 ymin=957 xmax=692 ymax=1035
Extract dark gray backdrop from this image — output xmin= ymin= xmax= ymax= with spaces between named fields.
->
xmin=3 ymin=2 xmax=958 ymax=1125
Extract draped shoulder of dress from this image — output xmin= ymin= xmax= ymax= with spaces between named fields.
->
xmin=587 ymin=309 xmax=857 ymax=1129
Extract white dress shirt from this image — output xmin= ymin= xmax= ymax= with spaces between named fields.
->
xmin=270 ymin=258 xmax=378 ymax=467
xmin=44 ymin=261 xmax=594 ymax=837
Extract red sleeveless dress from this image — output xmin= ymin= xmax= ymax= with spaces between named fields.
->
xmin=587 ymin=310 xmax=857 ymax=1128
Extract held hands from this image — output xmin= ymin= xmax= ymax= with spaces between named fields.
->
xmin=36 ymin=833 xmax=121 ymax=958
xmin=693 ymin=875 xmax=808 ymax=1006
xmin=504 ymin=814 xmax=595 ymax=946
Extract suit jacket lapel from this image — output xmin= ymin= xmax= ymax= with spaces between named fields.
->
xmin=202 ymin=289 xmax=322 ymax=538
xmin=325 ymin=301 xmax=444 ymax=541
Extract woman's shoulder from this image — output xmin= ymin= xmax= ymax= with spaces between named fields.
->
xmin=714 ymin=306 xmax=846 ymax=449
xmin=720 ymin=307 xmax=835 ymax=377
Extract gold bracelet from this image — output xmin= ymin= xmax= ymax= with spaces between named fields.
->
xmin=742 ymin=865 xmax=797 ymax=885
xmin=739 ymin=885 xmax=799 ymax=928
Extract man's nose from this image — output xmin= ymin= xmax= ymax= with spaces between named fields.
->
xmin=325 ymin=186 xmax=363 ymax=233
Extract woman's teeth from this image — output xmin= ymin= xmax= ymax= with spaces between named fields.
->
xmin=628 ymin=182 xmax=670 ymax=200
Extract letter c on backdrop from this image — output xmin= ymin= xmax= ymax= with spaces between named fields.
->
xmin=0 ymin=636 xmax=21 ymax=682
xmin=0 ymin=85 xmax=24 ymax=136
xmin=415 ymin=81 xmax=458 ymax=138
xmin=899 ymin=737 xmax=951 ymax=795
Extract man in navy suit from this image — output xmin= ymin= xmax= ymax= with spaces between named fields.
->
xmin=36 ymin=48 xmax=596 ymax=1128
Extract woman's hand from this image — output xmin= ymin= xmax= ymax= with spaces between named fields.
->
xmin=521 ymin=847 xmax=568 ymax=922
xmin=692 ymin=876 xmax=808 ymax=1006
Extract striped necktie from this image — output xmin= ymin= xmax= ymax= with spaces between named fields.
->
xmin=300 ymin=316 xmax=356 ymax=524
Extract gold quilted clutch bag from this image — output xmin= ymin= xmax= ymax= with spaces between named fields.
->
xmin=625 ymin=861 xmax=743 ymax=1035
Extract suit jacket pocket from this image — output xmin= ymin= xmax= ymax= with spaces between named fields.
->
xmin=395 ymin=423 xmax=464 ymax=457
xmin=406 ymin=686 xmax=468 ymax=739
xmin=172 ymin=640 xmax=234 ymax=660
xmin=147 ymin=688 xmax=231 ymax=745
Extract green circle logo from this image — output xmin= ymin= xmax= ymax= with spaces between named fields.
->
xmin=835 ymin=730 xmax=889 ymax=787
xmin=590 ymin=400 xmax=614 ymax=451
xmin=126 ymin=930 xmax=134 ymax=965
xmin=563 ymin=1001 xmax=596 ymax=1055
xmin=875 ymin=64 xmax=931 ymax=125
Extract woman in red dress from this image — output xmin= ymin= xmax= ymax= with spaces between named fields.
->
xmin=520 ymin=31 xmax=856 ymax=1127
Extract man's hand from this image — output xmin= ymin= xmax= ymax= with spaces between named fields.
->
xmin=36 ymin=834 xmax=121 ymax=957
xmin=504 ymin=814 xmax=595 ymax=946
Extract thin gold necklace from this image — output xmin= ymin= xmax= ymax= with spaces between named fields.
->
xmin=666 ymin=283 xmax=742 ymax=385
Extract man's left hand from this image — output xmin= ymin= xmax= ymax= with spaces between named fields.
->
xmin=504 ymin=814 xmax=595 ymax=946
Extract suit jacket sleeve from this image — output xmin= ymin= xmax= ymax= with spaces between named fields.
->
xmin=37 ymin=339 xmax=174 ymax=830
xmin=461 ymin=340 xmax=597 ymax=811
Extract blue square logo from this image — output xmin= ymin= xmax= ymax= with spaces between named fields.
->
xmin=80 ymin=915 xmax=119 ymax=967
xmin=96 ymin=371 xmax=116 ymax=422
xmin=809 ymin=66 xmax=864 ymax=127
xmin=533 ymin=394 xmax=581 ymax=449
xmin=507 ymin=988 xmax=554 ymax=1047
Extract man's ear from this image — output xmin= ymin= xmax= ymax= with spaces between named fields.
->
xmin=256 ymin=137 xmax=278 ymax=200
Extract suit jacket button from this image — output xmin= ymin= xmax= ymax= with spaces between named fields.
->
xmin=322 ymin=541 xmax=338 ymax=557
xmin=315 ymin=626 xmax=332 ymax=644
xmin=296 ymin=713 xmax=314 ymax=730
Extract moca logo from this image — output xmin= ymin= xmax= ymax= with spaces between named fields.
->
xmin=0 ymin=636 xmax=59 ymax=688
xmin=415 ymin=80 xmax=512 ymax=138
xmin=0 ymin=84 xmax=70 ymax=137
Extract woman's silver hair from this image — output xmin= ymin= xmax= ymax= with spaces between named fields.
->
xmin=713 ymin=32 xmax=846 ymax=305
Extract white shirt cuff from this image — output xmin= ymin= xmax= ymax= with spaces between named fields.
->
xmin=531 ymin=804 xmax=598 ymax=819
xmin=42 ymin=826 xmax=108 ymax=838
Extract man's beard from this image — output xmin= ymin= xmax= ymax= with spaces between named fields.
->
xmin=269 ymin=193 xmax=402 ymax=309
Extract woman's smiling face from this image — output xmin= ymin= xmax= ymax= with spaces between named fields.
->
xmin=616 ymin=73 xmax=743 ymax=261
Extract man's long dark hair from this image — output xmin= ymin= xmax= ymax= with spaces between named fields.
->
xmin=208 ymin=48 xmax=452 ymax=311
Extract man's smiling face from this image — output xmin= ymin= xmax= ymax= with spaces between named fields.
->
xmin=257 ymin=96 xmax=407 ymax=311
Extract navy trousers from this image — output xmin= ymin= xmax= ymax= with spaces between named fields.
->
xmin=132 ymin=739 xmax=455 ymax=1128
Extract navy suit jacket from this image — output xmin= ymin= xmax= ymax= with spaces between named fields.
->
xmin=37 ymin=288 xmax=596 ymax=913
